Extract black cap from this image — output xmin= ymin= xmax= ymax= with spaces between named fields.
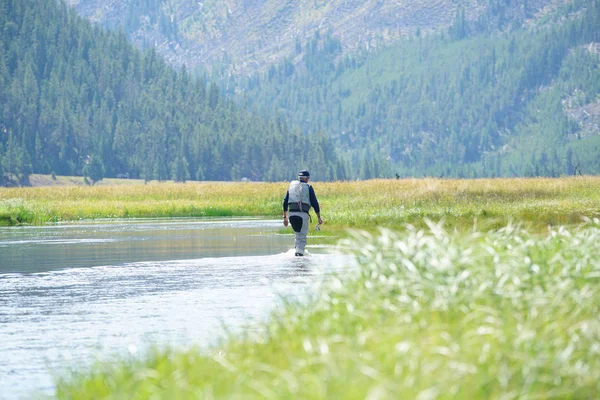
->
xmin=298 ymin=170 xmax=310 ymax=177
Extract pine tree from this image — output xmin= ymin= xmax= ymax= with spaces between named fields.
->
xmin=172 ymin=152 xmax=190 ymax=183
xmin=82 ymin=154 xmax=105 ymax=185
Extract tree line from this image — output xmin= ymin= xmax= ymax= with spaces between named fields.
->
xmin=227 ymin=0 xmax=600 ymax=178
xmin=2 ymin=0 xmax=598 ymax=184
xmin=0 ymin=0 xmax=346 ymax=186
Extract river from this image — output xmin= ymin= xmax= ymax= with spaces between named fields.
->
xmin=0 ymin=218 xmax=346 ymax=399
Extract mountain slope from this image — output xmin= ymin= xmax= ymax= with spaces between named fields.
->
xmin=0 ymin=0 xmax=342 ymax=185
xmin=65 ymin=0 xmax=561 ymax=73
xmin=232 ymin=0 xmax=600 ymax=178
xmin=61 ymin=0 xmax=600 ymax=180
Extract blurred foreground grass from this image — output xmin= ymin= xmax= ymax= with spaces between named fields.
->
xmin=55 ymin=220 xmax=600 ymax=399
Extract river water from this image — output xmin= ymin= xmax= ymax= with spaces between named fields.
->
xmin=0 ymin=218 xmax=346 ymax=399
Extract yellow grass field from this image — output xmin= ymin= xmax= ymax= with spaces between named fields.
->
xmin=1 ymin=175 xmax=599 ymax=232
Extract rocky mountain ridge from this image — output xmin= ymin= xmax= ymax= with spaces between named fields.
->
xmin=65 ymin=0 xmax=563 ymax=74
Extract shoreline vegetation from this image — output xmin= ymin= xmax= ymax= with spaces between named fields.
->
xmin=3 ymin=175 xmax=600 ymax=398
xmin=1 ymin=175 xmax=599 ymax=232
xmin=56 ymin=221 xmax=600 ymax=399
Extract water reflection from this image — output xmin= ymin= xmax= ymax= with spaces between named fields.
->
xmin=0 ymin=219 xmax=345 ymax=399
xmin=0 ymin=218 xmax=301 ymax=274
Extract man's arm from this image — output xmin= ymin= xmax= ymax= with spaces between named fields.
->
xmin=282 ymin=191 xmax=289 ymax=226
xmin=309 ymin=186 xmax=323 ymax=225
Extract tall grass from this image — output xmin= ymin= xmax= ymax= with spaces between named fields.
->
xmin=55 ymin=219 xmax=600 ymax=399
xmin=0 ymin=182 xmax=284 ymax=225
xmin=1 ymin=177 xmax=599 ymax=230
xmin=319 ymin=177 xmax=600 ymax=232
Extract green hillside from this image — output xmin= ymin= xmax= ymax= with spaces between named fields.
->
xmin=231 ymin=0 xmax=600 ymax=178
xmin=2 ymin=0 xmax=598 ymax=184
xmin=0 ymin=0 xmax=343 ymax=185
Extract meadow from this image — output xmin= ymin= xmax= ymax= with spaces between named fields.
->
xmin=1 ymin=176 xmax=599 ymax=232
xmin=3 ymin=176 xmax=600 ymax=398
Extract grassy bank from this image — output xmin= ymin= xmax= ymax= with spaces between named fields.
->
xmin=9 ymin=176 xmax=598 ymax=398
xmin=55 ymin=220 xmax=600 ymax=399
xmin=0 ymin=181 xmax=283 ymax=225
xmin=1 ymin=176 xmax=600 ymax=231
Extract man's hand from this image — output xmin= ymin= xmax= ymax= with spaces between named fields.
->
xmin=318 ymin=216 xmax=323 ymax=225
xmin=283 ymin=216 xmax=289 ymax=227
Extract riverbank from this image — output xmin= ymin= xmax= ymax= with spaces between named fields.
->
xmin=5 ymin=175 xmax=598 ymax=398
xmin=1 ymin=218 xmax=325 ymax=398
xmin=1 ymin=176 xmax=600 ymax=233
xmin=55 ymin=220 xmax=600 ymax=399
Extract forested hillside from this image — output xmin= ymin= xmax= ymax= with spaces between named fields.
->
xmin=0 ymin=0 xmax=342 ymax=185
xmin=231 ymin=0 xmax=600 ymax=178
xmin=2 ymin=0 xmax=598 ymax=184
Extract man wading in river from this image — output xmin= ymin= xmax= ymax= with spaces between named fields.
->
xmin=283 ymin=170 xmax=323 ymax=256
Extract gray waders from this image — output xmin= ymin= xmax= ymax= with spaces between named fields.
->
xmin=288 ymin=211 xmax=309 ymax=255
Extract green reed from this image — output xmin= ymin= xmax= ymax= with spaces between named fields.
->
xmin=55 ymin=219 xmax=600 ymax=399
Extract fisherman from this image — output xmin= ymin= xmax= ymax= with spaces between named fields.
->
xmin=283 ymin=170 xmax=323 ymax=256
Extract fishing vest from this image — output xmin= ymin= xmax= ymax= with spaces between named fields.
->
xmin=288 ymin=180 xmax=311 ymax=213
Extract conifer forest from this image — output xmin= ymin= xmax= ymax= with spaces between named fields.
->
xmin=1 ymin=0 xmax=599 ymax=184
